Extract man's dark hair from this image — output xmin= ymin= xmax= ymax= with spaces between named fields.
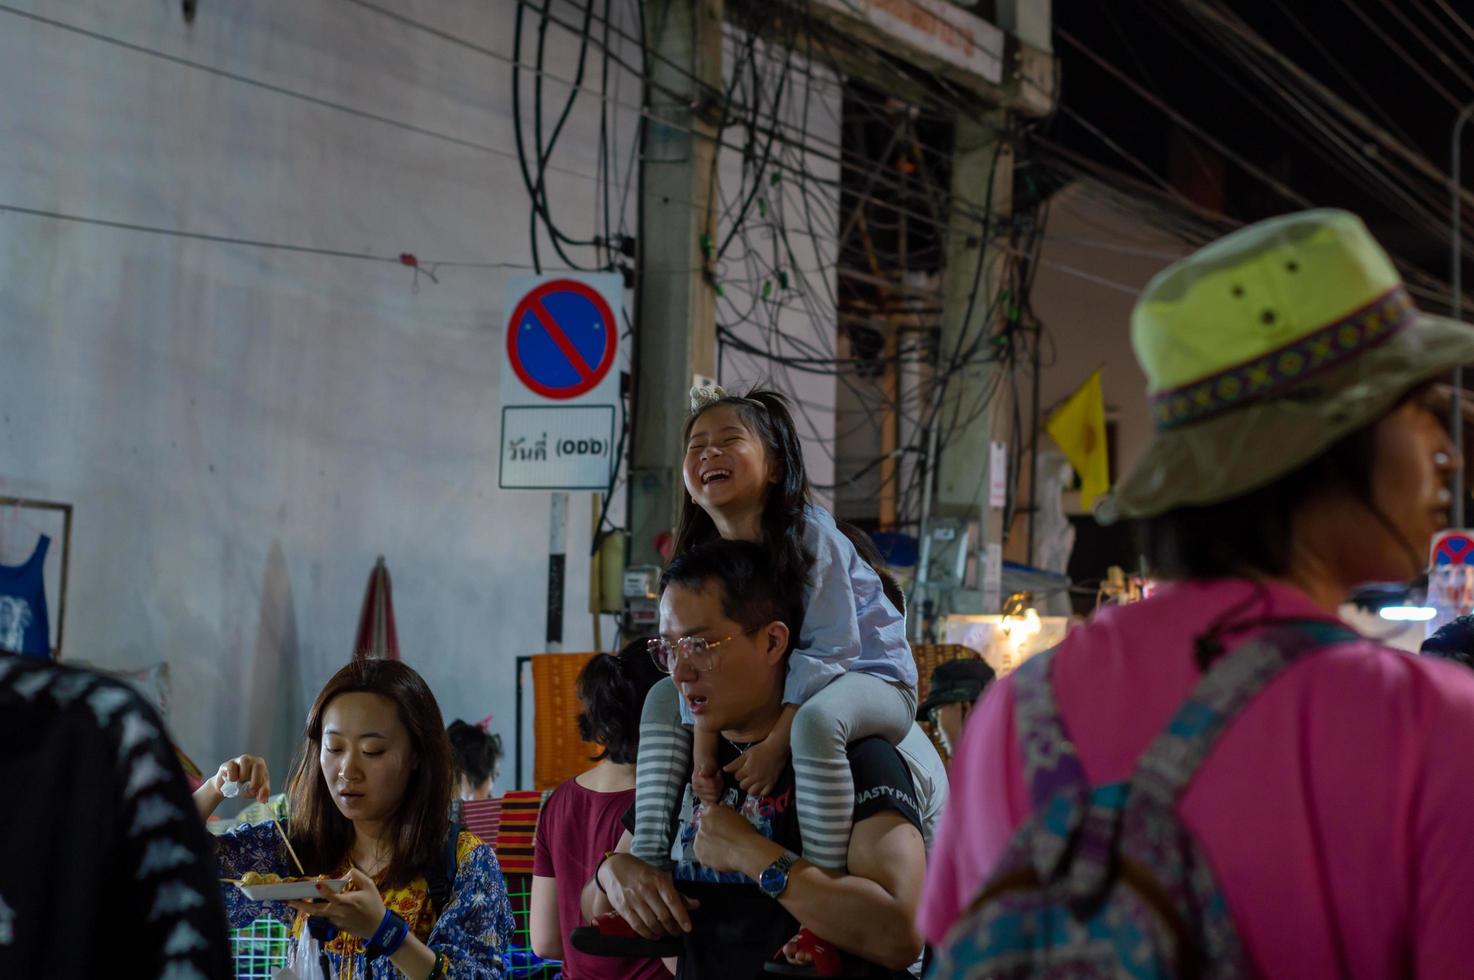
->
xmin=1137 ymin=412 xmax=1399 ymax=580
xmin=660 ymin=538 xmax=800 ymax=639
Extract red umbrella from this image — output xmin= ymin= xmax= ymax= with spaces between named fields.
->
xmin=353 ymin=556 xmax=400 ymax=661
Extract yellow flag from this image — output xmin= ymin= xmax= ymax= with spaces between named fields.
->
xmin=1045 ymin=370 xmax=1109 ymax=511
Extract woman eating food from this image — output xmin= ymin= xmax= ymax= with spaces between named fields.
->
xmin=196 ymin=659 xmax=514 ymax=978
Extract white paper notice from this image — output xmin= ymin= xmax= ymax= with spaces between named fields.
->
xmin=989 ymin=441 xmax=1008 ymax=509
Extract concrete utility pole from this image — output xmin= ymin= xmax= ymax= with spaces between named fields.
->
xmin=995 ymin=0 xmax=1053 ymax=55
xmin=628 ymin=0 xmax=724 ymax=567
xmin=928 ymin=112 xmax=1015 ymax=617
xmin=1450 ymin=100 xmax=1474 ymax=528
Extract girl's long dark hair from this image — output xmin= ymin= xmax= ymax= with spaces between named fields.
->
xmin=285 ymin=659 xmax=454 ymax=890
xmin=672 ymin=388 xmax=814 ymax=603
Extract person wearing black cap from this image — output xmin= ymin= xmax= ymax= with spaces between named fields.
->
xmin=1422 ymin=615 xmax=1474 ymax=671
xmin=917 ymin=659 xmax=995 ymax=760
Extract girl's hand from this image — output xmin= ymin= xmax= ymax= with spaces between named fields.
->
xmin=691 ymin=737 xmax=723 ymax=805
xmin=691 ymin=763 xmax=723 ymax=806
xmin=723 ymin=734 xmax=787 ymax=798
xmin=286 ymin=869 xmax=386 ymax=940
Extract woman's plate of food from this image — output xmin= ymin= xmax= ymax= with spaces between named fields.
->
xmin=230 ymin=871 xmax=349 ymax=901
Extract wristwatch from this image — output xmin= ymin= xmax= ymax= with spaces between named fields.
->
xmin=758 ymin=850 xmax=798 ymax=899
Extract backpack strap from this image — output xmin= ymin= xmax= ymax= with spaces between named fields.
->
xmin=1011 ymin=621 xmax=1356 ymax=904
xmin=1013 ymin=646 xmax=1088 ymax=805
xmin=1011 ymin=646 xmax=1095 ymax=883
xmin=427 ymin=820 xmax=461 ymax=915
xmin=1131 ymin=621 xmax=1358 ymax=808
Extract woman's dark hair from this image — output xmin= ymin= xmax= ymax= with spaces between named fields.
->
xmin=576 ymin=638 xmax=666 ymax=764
xmin=446 ymin=720 xmax=503 ymax=786
xmin=285 ymin=659 xmax=453 ymax=890
xmin=673 ymin=388 xmax=814 ymax=605
xmin=1138 ymin=412 xmax=1403 ymax=580
xmin=1422 ymin=615 xmax=1474 ymax=670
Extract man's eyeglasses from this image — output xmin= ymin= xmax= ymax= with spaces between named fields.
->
xmin=647 ymin=628 xmax=760 ymax=673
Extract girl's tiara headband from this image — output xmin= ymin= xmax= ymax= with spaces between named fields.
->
xmin=688 ymin=383 xmax=768 ymax=414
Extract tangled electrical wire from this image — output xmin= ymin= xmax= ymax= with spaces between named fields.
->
xmin=505 ymin=0 xmax=1067 ymax=551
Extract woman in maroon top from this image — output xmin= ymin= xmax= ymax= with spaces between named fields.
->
xmin=532 ymin=640 xmax=671 ymax=979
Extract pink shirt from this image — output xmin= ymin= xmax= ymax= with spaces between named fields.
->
xmin=919 ymin=579 xmax=1474 ymax=978
xmin=533 ymin=778 xmax=668 ymax=980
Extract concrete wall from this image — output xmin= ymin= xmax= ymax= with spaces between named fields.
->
xmin=0 ymin=0 xmax=842 ymax=789
xmin=0 ymin=0 xmax=644 ymax=788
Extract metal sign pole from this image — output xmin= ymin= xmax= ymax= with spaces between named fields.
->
xmin=1450 ymin=101 xmax=1474 ymax=528
xmin=547 ymin=492 xmax=568 ymax=653
xmin=514 ymin=655 xmax=532 ymax=790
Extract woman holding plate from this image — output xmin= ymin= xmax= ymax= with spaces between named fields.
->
xmin=196 ymin=659 xmax=514 ymax=979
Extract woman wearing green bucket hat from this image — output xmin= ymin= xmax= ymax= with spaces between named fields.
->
xmin=920 ymin=211 xmax=1474 ymax=976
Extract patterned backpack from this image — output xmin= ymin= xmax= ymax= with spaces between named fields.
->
xmin=929 ymin=621 xmax=1354 ymax=979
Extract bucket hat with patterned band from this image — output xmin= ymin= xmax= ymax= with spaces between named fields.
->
xmin=1096 ymin=209 xmax=1474 ymax=525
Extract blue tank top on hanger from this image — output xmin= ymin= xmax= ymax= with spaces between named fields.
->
xmin=0 ymin=535 xmax=51 ymax=659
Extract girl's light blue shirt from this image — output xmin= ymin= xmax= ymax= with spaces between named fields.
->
xmin=783 ymin=504 xmax=916 ymax=705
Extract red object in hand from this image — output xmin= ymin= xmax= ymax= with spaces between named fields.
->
xmin=592 ymin=911 xmax=641 ymax=939
xmin=778 ymin=928 xmax=845 ymax=977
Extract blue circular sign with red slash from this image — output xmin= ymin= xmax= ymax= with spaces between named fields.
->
xmin=506 ymin=279 xmax=618 ymax=400
xmin=1433 ymin=531 xmax=1474 ymax=566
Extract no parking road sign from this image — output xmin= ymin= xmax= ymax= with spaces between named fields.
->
xmin=500 ymin=274 xmax=622 ymax=490
xmin=1432 ymin=530 xmax=1474 ymax=567
xmin=1428 ymin=529 xmax=1474 ymax=636
xmin=506 ymin=279 xmax=618 ymax=400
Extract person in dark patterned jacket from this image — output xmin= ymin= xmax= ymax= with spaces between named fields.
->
xmin=0 ymin=653 xmax=233 ymax=979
